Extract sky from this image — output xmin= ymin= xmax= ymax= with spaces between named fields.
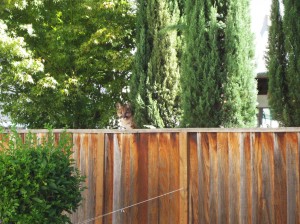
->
xmin=250 ymin=0 xmax=272 ymax=74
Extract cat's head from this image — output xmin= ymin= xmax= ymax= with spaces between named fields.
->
xmin=116 ymin=102 xmax=133 ymax=119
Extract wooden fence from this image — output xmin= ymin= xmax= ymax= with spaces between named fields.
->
xmin=13 ymin=129 xmax=300 ymax=223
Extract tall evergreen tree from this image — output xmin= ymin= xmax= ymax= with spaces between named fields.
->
xmin=181 ymin=0 xmax=223 ymax=127
xmin=222 ymin=0 xmax=257 ymax=127
xmin=181 ymin=0 xmax=256 ymax=127
xmin=130 ymin=0 xmax=181 ymax=128
xmin=283 ymin=0 xmax=300 ymax=126
xmin=266 ymin=0 xmax=288 ymax=126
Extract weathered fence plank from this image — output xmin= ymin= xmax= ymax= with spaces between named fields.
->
xmin=169 ymin=132 xmax=180 ymax=224
xmin=129 ymin=134 xmax=138 ymax=224
xmin=94 ymin=133 xmax=105 ymax=224
xmin=179 ymin=131 xmax=188 ymax=224
xmin=148 ymin=133 xmax=159 ymax=224
xmin=188 ymin=132 xmax=199 ymax=223
xmin=274 ymin=132 xmax=287 ymax=224
xmin=122 ymin=134 xmax=131 ymax=224
xmin=209 ymin=132 xmax=218 ymax=224
xmin=217 ymin=132 xmax=229 ymax=224
xmin=104 ymin=134 xmax=114 ymax=224
xmin=158 ymin=133 xmax=170 ymax=224
xmin=261 ymin=132 xmax=275 ymax=224
xmin=228 ymin=132 xmax=241 ymax=224
xmin=2 ymin=129 xmax=300 ymax=224
xmin=286 ymin=133 xmax=300 ymax=224
xmin=137 ymin=133 xmax=149 ymax=224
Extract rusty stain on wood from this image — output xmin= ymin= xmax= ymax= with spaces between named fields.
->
xmin=286 ymin=133 xmax=300 ymax=224
xmin=179 ymin=131 xmax=188 ymax=224
xmin=148 ymin=133 xmax=159 ymax=224
xmin=273 ymin=132 xmax=287 ymax=224
xmin=243 ymin=133 xmax=252 ymax=224
xmin=104 ymin=134 xmax=113 ymax=224
xmin=138 ymin=133 xmax=149 ymax=224
xmin=209 ymin=132 xmax=218 ymax=224
xmin=228 ymin=132 xmax=241 ymax=224
xmin=188 ymin=132 xmax=199 ymax=223
xmin=200 ymin=133 xmax=210 ymax=223
xmin=261 ymin=132 xmax=275 ymax=224
xmin=169 ymin=132 xmax=180 ymax=224
xmin=217 ymin=132 xmax=229 ymax=224
xmin=2 ymin=130 xmax=300 ymax=223
xmin=112 ymin=134 xmax=122 ymax=224
xmin=129 ymin=133 xmax=139 ymax=224
xmin=158 ymin=133 xmax=170 ymax=224
xmin=252 ymin=132 xmax=262 ymax=224
xmin=94 ymin=133 xmax=104 ymax=224
xmin=122 ymin=134 xmax=131 ymax=223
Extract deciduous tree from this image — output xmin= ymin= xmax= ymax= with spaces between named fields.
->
xmin=0 ymin=0 xmax=135 ymax=128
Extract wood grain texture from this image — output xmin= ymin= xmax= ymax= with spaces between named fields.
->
xmin=199 ymin=133 xmax=210 ymax=223
xmin=286 ymin=133 xmax=300 ymax=224
xmin=130 ymin=133 xmax=139 ymax=224
xmin=158 ymin=133 xmax=170 ymax=224
xmin=274 ymin=132 xmax=287 ymax=224
xmin=208 ymin=132 xmax=218 ymax=224
xmin=252 ymin=132 xmax=262 ymax=224
xmin=138 ymin=133 xmax=149 ymax=224
xmin=94 ymin=133 xmax=105 ymax=224
xmin=179 ymin=132 xmax=188 ymax=224
xmin=169 ymin=132 xmax=180 ymax=224
xmin=261 ymin=132 xmax=275 ymax=224
xmin=112 ymin=134 xmax=122 ymax=224
xmin=217 ymin=132 xmax=229 ymax=224
xmin=122 ymin=134 xmax=131 ymax=223
xmin=148 ymin=133 xmax=159 ymax=224
xmin=243 ymin=133 xmax=252 ymax=224
xmin=87 ymin=134 xmax=95 ymax=223
xmin=228 ymin=132 xmax=241 ymax=224
xmin=103 ymin=134 xmax=114 ymax=224
xmin=188 ymin=132 xmax=199 ymax=223
xmin=28 ymin=130 xmax=298 ymax=224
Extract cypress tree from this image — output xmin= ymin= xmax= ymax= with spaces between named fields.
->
xmin=181 ymin=0 xmax=256 ymax=127
xmin=266 ymin=0 xmax=288 ymax=126
xmin=283 ymin=0 xmax=300 ymax=126
xmin=181 ymin=0 xmax=223 ymax=127
xmin=222 ymin=0 xmax=257 ymax=127
xmin=130 ymin=0 xmax=181 ymax=128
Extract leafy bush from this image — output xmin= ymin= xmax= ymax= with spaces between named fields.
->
xmin=0 ymin=129 xmax=85 ymax=223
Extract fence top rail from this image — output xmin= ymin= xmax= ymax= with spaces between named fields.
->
xmin=5 ymin=127 xmax=300 ymax=134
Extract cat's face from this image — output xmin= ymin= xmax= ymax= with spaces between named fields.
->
xmin=116 ymin=103 xmax=136 ymax=129
xmin=116 ymin=103 xmax=133 ymax=119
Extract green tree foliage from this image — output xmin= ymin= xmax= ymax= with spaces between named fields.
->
xmin=266 ymin=0 xmax=288 ymax=126
xmin=0 ymin=19 xmax=44 ymax=125
xmin=181 ymin=0 xmax=222 ymax=127
xmin=282 ymin=0 xmax=300 ymax=126
xmin=181 ymin=0 xmax=256 ymax=128
xmin=0 ymin=0 xmax=135 ymax=128
xmin=130 ymin=0 xmax=181 ymax=128
xmin=0 ymin=129 xmax=85 ymax=223
xmin=222 ymin=0 xmax=257 ymax=127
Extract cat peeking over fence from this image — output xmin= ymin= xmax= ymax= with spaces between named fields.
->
xmin=116 ymin=102 xmax=137 ymax=129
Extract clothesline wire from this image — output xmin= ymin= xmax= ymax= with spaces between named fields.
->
xmin=75 ymin=187 xmax=185 ymax=224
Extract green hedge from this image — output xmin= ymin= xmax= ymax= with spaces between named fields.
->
xmin=0 ymin=129 xmax=85 ymax=224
